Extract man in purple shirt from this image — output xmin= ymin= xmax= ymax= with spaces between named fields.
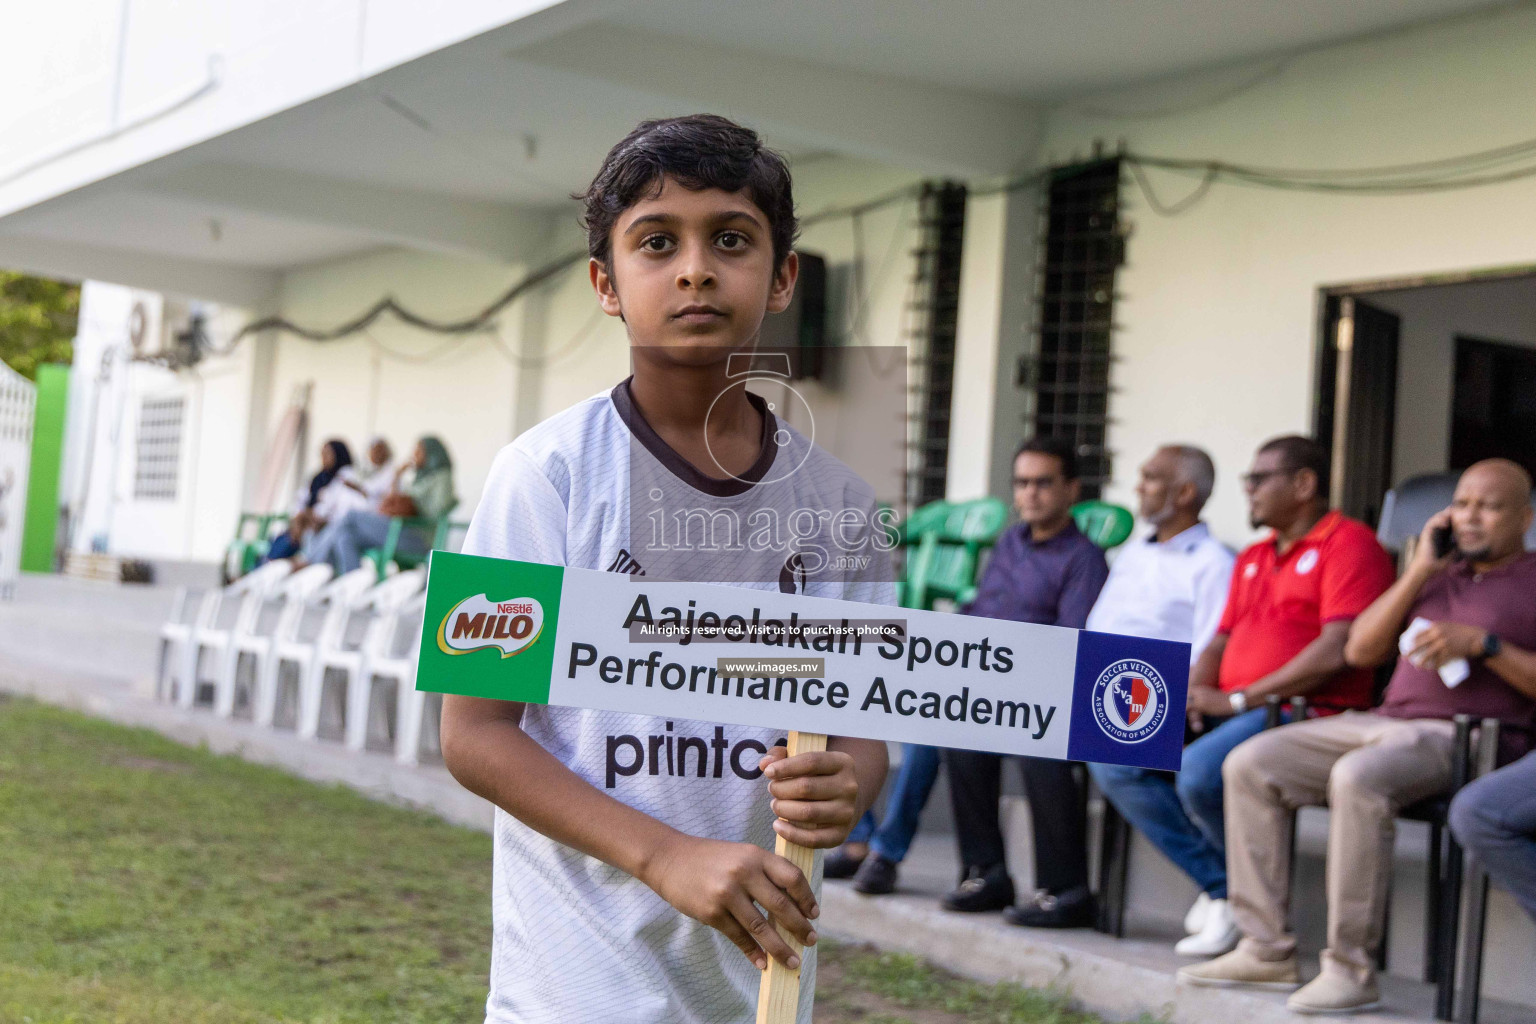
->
xmin=943 ymin=437 xmax=1109 ymax=927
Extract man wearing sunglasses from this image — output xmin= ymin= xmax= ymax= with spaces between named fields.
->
xmin=1158 ymin=436 xmax=1394 ymax=956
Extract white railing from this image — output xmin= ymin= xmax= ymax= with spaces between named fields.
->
xmin=0 ymin=361 xmax=36 ymax=600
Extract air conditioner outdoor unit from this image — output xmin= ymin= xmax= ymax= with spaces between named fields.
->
xmin=129 ymin=295 xmax=208 ymax=367
xmin=126 ymin=294 xmax=168 ymax=360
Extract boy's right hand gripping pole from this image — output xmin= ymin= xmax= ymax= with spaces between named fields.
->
xmin=754 ymin=730 xmax=826 ymax=1024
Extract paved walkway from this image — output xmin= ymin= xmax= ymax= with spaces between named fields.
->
xmin=2 ymin=572 xmax=1530 ymax=1024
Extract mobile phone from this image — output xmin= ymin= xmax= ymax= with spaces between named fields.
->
xmin=1431 ymin=524 xmax=1456 ymax=560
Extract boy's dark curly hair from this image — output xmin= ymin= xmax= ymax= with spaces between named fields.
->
xmin=576 ymin=114 xmax=798 ymax=271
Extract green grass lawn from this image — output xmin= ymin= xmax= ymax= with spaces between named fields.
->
xmin=0 ymin=696 xmax=490 ymax=1023
xmin=0 ymin=696 xmax=1136 ymax=1024
xmin=816 ymin=942 xmax=1159 ymax=1024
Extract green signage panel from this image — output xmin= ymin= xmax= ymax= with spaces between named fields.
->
xmin=418 ymin=551 xmax=565 ymax=703
xmin=22 ymin=364 xmax=68 ymax=574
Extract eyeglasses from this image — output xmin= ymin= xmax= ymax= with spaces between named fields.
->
xmin=1241 ymin=468 xmax=1296 ymax=490
xmin=1013 ymin=476 xmax=1062 ymax=490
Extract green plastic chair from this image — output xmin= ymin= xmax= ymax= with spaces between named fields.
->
xmin=362 ymin=504 xmax=461 ymax=581
xmin=893 ymin=500 xmax=953 ymax=547
xmin=222 ymin=512 xmax=291 ymax=583
xmin=1071 ymin=500 xmax=1136 ymax=551
xmin=897 ymin=497 xmax=1009 ymax=610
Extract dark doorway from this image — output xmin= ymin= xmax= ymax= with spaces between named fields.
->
xmin=1451 ymin=336 xmax=1536 ymax=478
xmin=1315 ymin=296 xmax=1400 ymax=526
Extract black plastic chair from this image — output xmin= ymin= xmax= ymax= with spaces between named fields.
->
xmin=1284 ymin=711 xmax=1478 ymax=1022
xmin=1092 ymin=695 xmax=1307 ymax=938
xmin=1377 ymin=474 xmax=1459 ymax=553
xmin=1095 ymin=790 xmax=1133 ymax=936
xmin=1451 ymin=719 xmax=1503 ymax=1024
xmin=1377 ymin=473 xmax=1536 ymax=554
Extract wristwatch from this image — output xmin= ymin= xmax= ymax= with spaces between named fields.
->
xmin=1229 ymin=690 xmax=1249 ymax=714
xmin=1481 ymin=633 xmax=1502 ymax=660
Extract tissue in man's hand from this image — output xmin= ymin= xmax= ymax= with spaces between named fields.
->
xmin=1398 ymin=616 xmax=1470 ymax=688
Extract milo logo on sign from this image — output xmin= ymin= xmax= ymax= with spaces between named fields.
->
xmin=418 ymin=554 xmax=565 ymax=704
xmin=437 ymin=594 xmax=545 ymax=658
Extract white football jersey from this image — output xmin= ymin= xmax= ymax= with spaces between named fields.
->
xmin=462 ymin=379 xmax=894 ymax=1024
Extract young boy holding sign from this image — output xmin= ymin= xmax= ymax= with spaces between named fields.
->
xmin=441 ymin=115 xmax=893 ymax=1024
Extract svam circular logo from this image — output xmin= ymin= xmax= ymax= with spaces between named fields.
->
xmin=1092 ymin=659 xmax=1169 ymax=744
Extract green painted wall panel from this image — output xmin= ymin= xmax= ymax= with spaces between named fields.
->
xmin=21 ymin=364 xmax=68 ymax=574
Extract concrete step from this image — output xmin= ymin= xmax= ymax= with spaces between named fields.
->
xmin=821 ymin=883 xmax=1533 ymax=1024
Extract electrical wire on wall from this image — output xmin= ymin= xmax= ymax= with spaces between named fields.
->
xmin=846 ymin=200 xmax=918 ymax=348
xmin=216 ymin=249 xmax=586 ymax=352
xmin=180 ymin=190 xmax=932 ymax=366
xmin=1123 ymin=133 xmax=1536 ymax=217
xmin=148 ymin=127 xmax=1536 ymax=369
xmin=359 ymin=328 xmax=480 ymax=366
xmin=486 ymin=306 xmax=608 ymax=370
xmin=1127 ymin=161 xmax=1218 ymax=216
xmin=1063 ymin=58 xmax=1295 ymax=121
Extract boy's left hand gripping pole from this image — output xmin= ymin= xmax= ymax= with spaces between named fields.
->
xmin=754 ymin=731 xmax=825 ymax=1024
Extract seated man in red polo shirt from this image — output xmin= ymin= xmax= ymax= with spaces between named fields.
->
xmin=1182 ymin=459 xmax=1536 ymax=1015
xmin=1169 ymin=435 xmax=1394 ymax=955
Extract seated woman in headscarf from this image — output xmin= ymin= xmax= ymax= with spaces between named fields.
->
xmin=266 ymin=439 xmax=360 ymax=561
xmin=298 ymin=436 xmax=455 ymax=574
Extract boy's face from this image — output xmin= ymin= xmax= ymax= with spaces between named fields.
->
xmin=591 ymin=176 xmax=797 ymax=368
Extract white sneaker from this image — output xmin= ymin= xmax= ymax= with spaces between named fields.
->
xmin=1175 ymin=898 xmax=1240 ymax=957
xmin=1183 ymin=892 xmax=1213 ymax=935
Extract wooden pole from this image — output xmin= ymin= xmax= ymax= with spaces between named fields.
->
xmin=755 ymin=730 xmax=826 ymax=1024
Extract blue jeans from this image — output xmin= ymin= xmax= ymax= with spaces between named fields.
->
xmin=846 ymin=744 xmax=941 ymax=864
xmin=1451 ymin=750 xmax=1536 ymax=922
xmin=1088 ymin=707 xmax=1279 ymax=899
xmin=265 ymin=532 xmax=301 ymax=561
xmin=307 ymin=509 xmax=424 ymax=574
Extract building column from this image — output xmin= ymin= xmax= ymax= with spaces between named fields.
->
xmin=946 ymin=183 xmax=1041 ymax=502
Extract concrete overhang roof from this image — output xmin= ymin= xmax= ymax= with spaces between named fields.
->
xmin=0 ymin=0 xmax=1513 ymax=304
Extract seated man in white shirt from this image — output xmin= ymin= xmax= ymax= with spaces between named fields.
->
xmin=345 ymin=436 xmax=396 ymax=510
xmin=1085 ymin=445 xmax=1237 ymax=955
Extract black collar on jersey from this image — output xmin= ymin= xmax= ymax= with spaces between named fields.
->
xmin=610 ymin=377 xmax=778 ymax=497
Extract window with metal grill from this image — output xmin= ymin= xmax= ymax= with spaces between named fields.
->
xmin=905 ymin=181 xmax=967 ymax=509
xmin=1021 ymin=159 xmax=1124 ymax=499
xmin=134 ymin=396 xmax=184 ymax=501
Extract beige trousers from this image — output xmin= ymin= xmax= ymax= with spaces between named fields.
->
xmin=1222 ymin=711 xmax=1456 ymax=983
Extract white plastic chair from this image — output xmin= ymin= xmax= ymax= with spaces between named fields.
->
xmin=157 ymin=586 xmax=209 ymax=702
xmin=215 ymin=563 xmax=334 ymax=718
xmin=258 ymin=567 xmax=377 ymax=736
xmin=256 ymin=566 xmax=377 ymax=730
xmin=176 ymin=560 xmax=293 ymax=709
xmin=319 ymin=569 xmax=429 ymax=751
xmin=382 ymin=593 xmax=434 ymax=765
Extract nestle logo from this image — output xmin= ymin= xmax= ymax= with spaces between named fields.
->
xmin=436 ymin=594 xmax=545 ymax=659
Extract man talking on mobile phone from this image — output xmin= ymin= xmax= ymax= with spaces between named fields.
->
xmin=1181 ymin=458 xmax=1536 ymax=1015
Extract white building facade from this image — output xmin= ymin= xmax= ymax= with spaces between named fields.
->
xmin=5 ymin=0 xmax=1536 ymax=1005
